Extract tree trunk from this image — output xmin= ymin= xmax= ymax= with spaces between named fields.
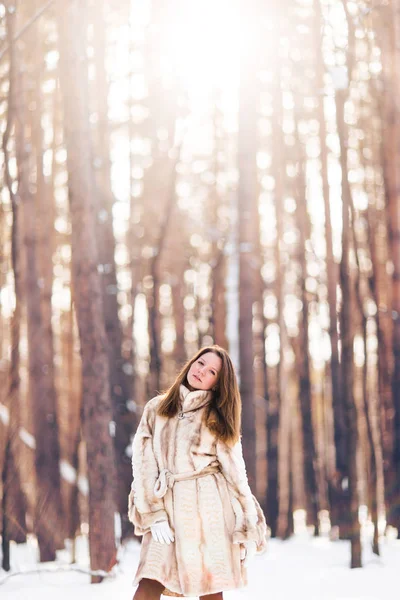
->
xmin=375 ymin=0 xmax=398 ymax=530
xmin=147 ymin=150 xmax=180 ymax=394
xmin=60 ymin=305 xmax=82 ymax=544
xmin=336 ymin=88 xmax=361 ymax=567
xmin=91 ymin=0 xmax=137 ymax=538
xmin=13 ymin=26 xmax=61 ymax=558
xmin=293 ymin=125 xmax=320 ymax=533
xmin=57 ymin=0 xmax=117 ymax=579
xmin=388 ymin=160 xmax=400 ymax=533
xmin=171 ymin=268 xmax=187 ymax=367
xmin=265 ymin=20 xmax=284 ymax=536
xmin=313 ymin=0 xmax=347 ymax=533
xmin=209 ymin=99 xmax=228 ymax=350
xmin=384 ymin=0 xmax=400 ymax=534
xmin=1 ymin=5 xmax=27 ymax=561
xmin=350 ymin=201 xmax=380 ymax=555
xmin=31 ymin=35 xmax=65 ymax=547
xmin=237 ymin=1 xmax=259 ymax=491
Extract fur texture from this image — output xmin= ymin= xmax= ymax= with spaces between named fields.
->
xmin=128 ymin=385 xmax=268 ymax=597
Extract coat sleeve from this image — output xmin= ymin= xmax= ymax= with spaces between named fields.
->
xmin=128 ymin=398 xmax=168 ymax=535
xmin=216 ymin=438 xmax=268 ymax=553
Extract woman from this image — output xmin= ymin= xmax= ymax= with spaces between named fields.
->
xmin=128 ymin=345 xmax=268 ymax=599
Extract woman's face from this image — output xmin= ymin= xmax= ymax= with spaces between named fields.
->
xmin=186 ymin=352 xmax=222 ymax=391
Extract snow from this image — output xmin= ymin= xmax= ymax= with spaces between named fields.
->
xmin=0 ymin=402 xmax=10 ymax=426
xmin=1 ymin=531 xmax=399 ymax=600
xmin=59 ymin=460 xmax=78 ymax=485
xmin=18 ymin=428 xmax=36 ymax=449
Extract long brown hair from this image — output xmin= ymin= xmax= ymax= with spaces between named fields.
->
xmin=157 ymin=345 xmax=241 ymax=445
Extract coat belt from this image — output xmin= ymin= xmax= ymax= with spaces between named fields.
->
xmin=154 ymin=462 xmax=220 ymax=499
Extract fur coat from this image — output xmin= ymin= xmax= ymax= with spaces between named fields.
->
xmin=128 ymin=385 xmax=268 ymax=598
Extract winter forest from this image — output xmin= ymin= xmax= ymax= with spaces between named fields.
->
xmin=1 ymin=0 xmax=400 ymax=598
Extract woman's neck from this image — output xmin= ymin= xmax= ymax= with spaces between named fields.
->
xmin=184 ymin=380 xmax=197 ymax=392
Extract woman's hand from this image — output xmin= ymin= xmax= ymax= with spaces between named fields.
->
xmin=150 ymin=520 xmax=175 ymax=544
xmin=239 ymin=540 xmax=257 ymax=567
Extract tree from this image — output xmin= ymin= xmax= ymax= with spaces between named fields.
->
xmin=57 ymin=0 xmax=117 ymax=579
xmin=91 ymin=0 xmax=137 ymax=538
xmin=312 ymin=0 xmax=347 ymax=534
xmin=237 ymin=0 xmax=260 ymax=490
xmin=293 ymin=117 xmax=320 ymax=533
xmin=336 ymin=76 xmax=361 ymax=565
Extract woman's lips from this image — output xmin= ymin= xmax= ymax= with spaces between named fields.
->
xmin=193 ymin=374 xmax=201 ymax=382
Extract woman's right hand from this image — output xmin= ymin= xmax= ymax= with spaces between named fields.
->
xmin=150 ymin=520 xmax=175 ymax=544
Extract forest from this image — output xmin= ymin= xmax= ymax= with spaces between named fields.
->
xmin=0 ymin=0 xmax=400 ymax=588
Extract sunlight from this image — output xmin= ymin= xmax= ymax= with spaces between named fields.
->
xmin=166 ymin=1 xmax=241 ymax=108
xmin=116 ymin=0 xmax=243 ymax=117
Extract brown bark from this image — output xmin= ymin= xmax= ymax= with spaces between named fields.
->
xmin=380 ymin=0 xmax=400 ymax=533
xmin=31 ymin=32 xmax=65 ymax=546
xmin=126 ymin=10 xmax=142 ymax=407
xmin=3 ymin=204 xmax=27 ymax=547
xmin=171 ymin=276 xmax=186 ymax=366
xmin=57 ymin=0 xmax=117 ymax=579
xmin=50 ymin=78 xmax=82 ymax=544
xmin=209 ymin=99 xmax=228 ymax=350
xmin=336 ymin=87 xmax=361 ymax=567
xmin=253 ymin=211 xmax=269 ymax=413
xmin=91 ymin=0 xmax=137 ymax=538
xmin=388 ymin=183 xmax=400 ymax=530
xmin=17 ymin=94 xmax=61 ymax=563
xmin=237 ymin=2 xmax=259 ymax=491
xmin=1 ymin=5 xmax=27 ymax=563
xmin=210 ymin=249 xmax=227 ymax=348
xmin=147 ymin=149 xmax=181 ymax=395
xmin=350 ymin=202 xmax=380 ymax=555
xmin=60 ymin=306 xmax=81 ymax=543
xmin=366 ymin=199 xmax=392 ymax=528
xmin=265 ymin=24 xmax=284 ymax=537
xmin=142 ymin=0 xmax=180 ymax=395
xmin=372 ymin=2 xmax=398 ymax=530
xmin=12 ymin=8 xmax=62 ymax=560
xmin=169 ymin=232 xmax=187 ymax=368
xmin=313 ymin=0 xmax=347 ymax=531
xmin=293 ymin=119 xmax=320 ymax=533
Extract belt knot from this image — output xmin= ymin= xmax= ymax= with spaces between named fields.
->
xmin=154 ymin=469 xmax=174 ymax=499
xmin=153 ymin=462 xmax=220 ymax=499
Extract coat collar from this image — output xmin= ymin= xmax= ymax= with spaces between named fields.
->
xmin=179 ymin=384 xmax=211 ymax=411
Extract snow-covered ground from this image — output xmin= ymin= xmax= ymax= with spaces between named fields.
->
xmin=1 ymin=531 xmax=398 ymax=600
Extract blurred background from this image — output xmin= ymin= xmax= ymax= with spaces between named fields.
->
xmin=0 ymin=0 xmax=399 ymax=580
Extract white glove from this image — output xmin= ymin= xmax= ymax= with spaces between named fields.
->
xmin=240 ymin=540 xmax=257 ymax=567
xmin=150 ymin=520 xmax=175 ymax=544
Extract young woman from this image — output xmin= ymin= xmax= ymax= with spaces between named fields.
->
xmin=128 ymin=345 xmax=268 ymax=599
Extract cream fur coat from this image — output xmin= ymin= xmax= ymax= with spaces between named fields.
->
xmin=128 ymin=385 xmax=268 ymax=597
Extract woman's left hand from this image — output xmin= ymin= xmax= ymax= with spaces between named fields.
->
xmin=239 ymin=540 xmax=257 ymax=567
xmin=151 ymin=520 xmax=175 ymax=544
